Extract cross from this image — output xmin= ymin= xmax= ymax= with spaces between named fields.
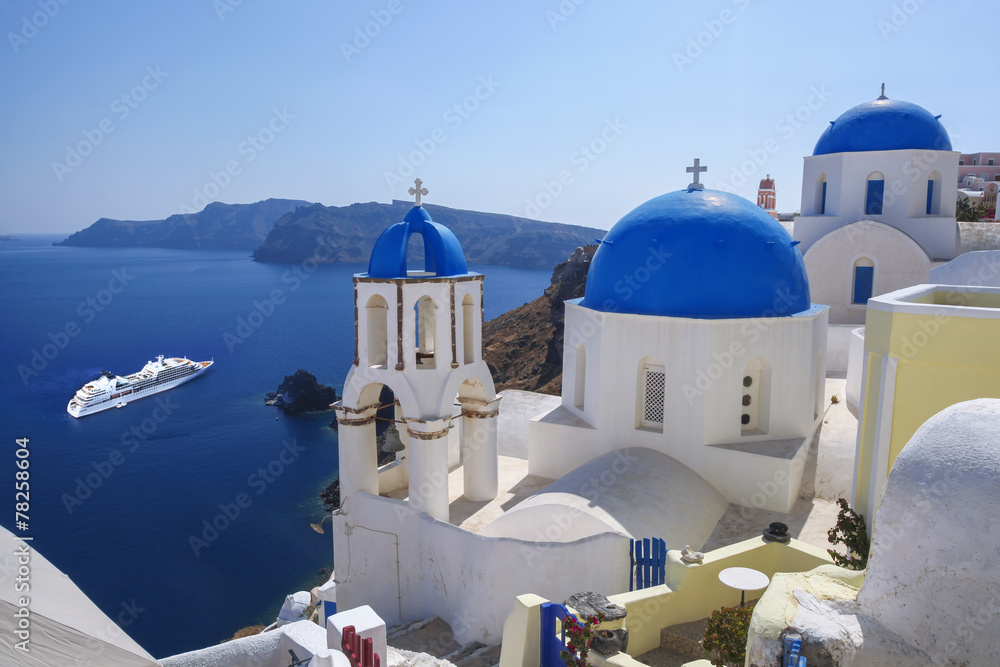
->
xmin=878 ymin=83 xmax=887 ymax=100
xmin=686 ymin=158 xmax=707 ymax=190
xmin=408 ymin=178 xmax=429 ymax=206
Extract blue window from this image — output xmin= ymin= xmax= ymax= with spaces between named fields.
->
xmin=866 ymin=180 xmax=884 ymax=215
xmin=853 ymin=266 xmax=874 ymax=304
xmin=926 ymin=179 xmax=934 ymax=215
xmin=820 ymin=181 xmax=827 ymax=215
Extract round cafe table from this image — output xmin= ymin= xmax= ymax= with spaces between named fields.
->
xmin=718 ymin=567 xmax=770 ymax=607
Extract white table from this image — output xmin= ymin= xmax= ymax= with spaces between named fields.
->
xmin=718 ymin=567 xmax=770 ymax=607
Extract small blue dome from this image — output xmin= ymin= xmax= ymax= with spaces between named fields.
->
xmin=581 ymin=189 xmax=811 ymax=319
xmin=367 ymin=206 xmax=469 ymax=278
xmin=813 ymin=97 xmax=951 ymax=156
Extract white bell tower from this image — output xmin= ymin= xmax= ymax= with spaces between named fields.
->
xmin=335 ymin=179 xmax=500 ymax=523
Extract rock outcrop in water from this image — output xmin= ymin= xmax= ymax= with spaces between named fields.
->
xmin=265 ymin=370 xmax=339 ymax=415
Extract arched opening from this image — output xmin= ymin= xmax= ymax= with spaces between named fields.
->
xmin=574 ymin=343 xmax=586 ymax=410
xmin=865 ymin=172 xmax=885 ymax=215
xmin=817 ymin=173 xmax=828 ymax=215
xmin=405 ymin=233 xmax=427 ymax=275
xmin=741 ymin=358 xmax=771 ymax=436
xmin=462 ymin=293 xmax=475 ymax=365
xmin=926 ymin=170 xmax=941 ymax=215
xmin=366 ymin=294 xmax=388 ymax=368
xmin=852 ymin=257 xmax=875 ymax=305
xmin=637 ymin=356 xmax=665 ymax=432
xmin=415 ymin=296 xmax=437 ymax=368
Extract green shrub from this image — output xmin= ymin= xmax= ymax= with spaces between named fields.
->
xmin=702 ymin=605 xmax=752 ymax=667
xmin=827 ymin=497 xmax=870 ymax=570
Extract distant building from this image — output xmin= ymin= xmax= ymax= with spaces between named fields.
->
xmin=756 ymin=174 xmax=777 ymax=218
xmin=958 ymin=151 xmax=1000 ymax=183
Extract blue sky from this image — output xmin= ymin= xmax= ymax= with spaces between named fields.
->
xmin=1 ymin=0 xmax=994 ymax=235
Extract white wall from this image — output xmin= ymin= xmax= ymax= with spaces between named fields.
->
xmin=332 ymin=491 xmax=629 ymax=646
xmin=529 ymin=303 xmax=827 ymax=513
xmin=802 ymin=221 xmax=934 ymax=325
xmin=796 ymin=148 xmax=960 ymax=260
xmin=930 ymin=249 xmax=1000 ymax=286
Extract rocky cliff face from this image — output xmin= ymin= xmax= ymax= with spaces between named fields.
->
xmin=56 ymin=198 xmax=309 ymax=250
xmin=482 ymin=245 xmax=596 ymax=394
xmin=252 ymin=200 xmax=602 ymax=270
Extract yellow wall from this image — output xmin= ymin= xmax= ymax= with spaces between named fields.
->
xmin=856 ymin=297 xmax=1000 ymax=521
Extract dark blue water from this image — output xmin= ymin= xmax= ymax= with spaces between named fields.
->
xmin=0 ymin=234 xmax=550 ymax=658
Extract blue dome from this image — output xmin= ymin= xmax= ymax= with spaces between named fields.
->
xmin=581 ymin=189 xmax=811 ymax=319
xmin=813 ymin=97 xmax=951 ymax=156
xmin=366 ymin=206 xmax=469 ymax=278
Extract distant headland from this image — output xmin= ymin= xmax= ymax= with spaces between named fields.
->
xmin=55 ymin=198 xmax=603 ymax=270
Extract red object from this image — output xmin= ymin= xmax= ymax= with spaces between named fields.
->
xmin=342 ymin=625 xmax=380 ymax=667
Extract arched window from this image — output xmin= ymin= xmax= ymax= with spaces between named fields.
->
xmin=637 ymin=358 xmax=665 ymax=431
xmin=865 ymin=172 xmax=885 ymax=215
xmin=926 ymin=171 xmax=941 ymax=215
xmin=817 ymin=173 xmax=828 ymax=215
xmin=852 ymin=257 xmax=875 ymax=305
xmin=462 ymin=293 xmax=475 ymax=365
xmin=366 ymin=294 xmax=388 ymax=368
xmin=574 ymin=344 xmax=586 ymax=410
xmin=415 ymin=296 xmax=436 ymax=368
xmin=741 ymin=358 xmax=771 ymax=435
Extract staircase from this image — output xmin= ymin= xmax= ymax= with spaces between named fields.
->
xmin=635 ymin=617 xmax=713 ymax=667
xmin=386 ymin=617 xmax=501 ymax=667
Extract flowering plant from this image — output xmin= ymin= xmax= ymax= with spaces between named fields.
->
xmin=559 ymin=611 xmax=606 ymax=667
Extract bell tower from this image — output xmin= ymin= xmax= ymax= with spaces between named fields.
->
xmin=335 ymin=180 xmax=500 ymax=523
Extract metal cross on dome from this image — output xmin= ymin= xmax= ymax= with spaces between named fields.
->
xmin=686 ymin=158 xmax=707 ymax=190
xmin=409 ymin=178 xmax=429 ymax=206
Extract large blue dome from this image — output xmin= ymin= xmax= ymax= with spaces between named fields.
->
xmin=581 ymin=189 xmax=811 ymax=319
xmin=813 ymin=97 xmax=951 ymax=156
xmin=366 ymin=206 xmax=469 ymax=279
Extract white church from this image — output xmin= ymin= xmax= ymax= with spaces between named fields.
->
xmin=329 ymin=160 xmax=830 ymax=643
xmin=792 ymin=87 xmax=959 ymax=327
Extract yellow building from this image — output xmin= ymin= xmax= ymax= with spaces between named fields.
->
xmin=854 ymin=283 xmax=1000 ymax=522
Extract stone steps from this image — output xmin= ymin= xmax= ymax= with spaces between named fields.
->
xmin=658 ymin=617 xmax=712 ymax=663
xmin=386 ymin=617 xmax=500 ymax=667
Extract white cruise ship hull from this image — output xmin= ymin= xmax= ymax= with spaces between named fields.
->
xmin=67 ymin=357 xmax=213 ymax=418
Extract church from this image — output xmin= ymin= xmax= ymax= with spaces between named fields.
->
xmin=329 ymin=162 xmax=829 ymax=643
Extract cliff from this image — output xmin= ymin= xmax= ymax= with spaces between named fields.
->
xmin=482 ymin=245 xmax=596 ymax=394
xmin=252 ymin=200 xmax=602 ymax=270
xmin=56 ymin=198 xmax=310 ymax=250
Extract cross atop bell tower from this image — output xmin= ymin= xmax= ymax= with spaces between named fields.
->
xmin=408 ymin=178 xmax=429 ymax=207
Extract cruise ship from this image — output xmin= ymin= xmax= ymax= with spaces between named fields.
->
xmin=67 ymin=355 xmax=213 ymax=418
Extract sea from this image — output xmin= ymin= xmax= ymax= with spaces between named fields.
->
xmin=0 ymin=234 xmax=551 ymax=659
